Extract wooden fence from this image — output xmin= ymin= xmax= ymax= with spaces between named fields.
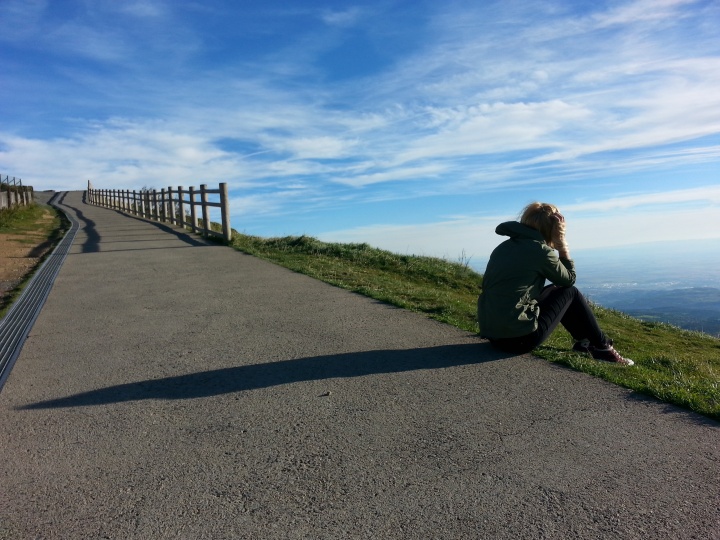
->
xmin=86 ymin=181 xmax=232 ymax=242
xmin=1 ymin=175 xmax=34 ymax=210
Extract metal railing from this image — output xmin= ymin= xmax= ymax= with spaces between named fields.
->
xmin=1 ymin=175 xmax=34 ymax=210
xmin=86 ymin=181 xmax=232 ymax=242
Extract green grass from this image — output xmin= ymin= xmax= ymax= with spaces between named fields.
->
xmin=231 ymin=233 xmax=720 ymax=420
xmin=0 ymin=203 xmax=45 ymax=230
xmin=0 ymin=203 xmax=70 ymax=318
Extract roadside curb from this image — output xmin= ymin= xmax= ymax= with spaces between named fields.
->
xmin=0 ymin=192 xmax=77 ymax=391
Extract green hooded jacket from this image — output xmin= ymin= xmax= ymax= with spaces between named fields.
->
xmin=477 ymin=221 xmax=576 ymax=339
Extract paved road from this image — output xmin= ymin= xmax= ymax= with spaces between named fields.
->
xmin=1 ymin=191 xmax=718 ymax=539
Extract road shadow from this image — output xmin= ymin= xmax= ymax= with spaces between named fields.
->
xmin=19 ymin=342 xmax=512 ymax=409
xmin=106 ymin=210 xmax=212 ymax=248
xmin=57 ymin=195 xmax=209 ymax=253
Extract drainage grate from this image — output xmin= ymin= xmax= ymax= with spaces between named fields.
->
xmin=0 ymin=192 xmax=79 ymax=392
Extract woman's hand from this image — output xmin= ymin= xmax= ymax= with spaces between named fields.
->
xmin=551 ymin=213 xmax=571 ymax=259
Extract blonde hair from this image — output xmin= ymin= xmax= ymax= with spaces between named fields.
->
xmin=519 ymin=202 xmax=559 ymax=244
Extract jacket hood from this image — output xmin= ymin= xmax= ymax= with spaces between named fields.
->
xmin=495 ymin=221 xmax=546 ymax=243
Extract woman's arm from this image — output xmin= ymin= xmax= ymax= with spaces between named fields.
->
xmin=550 ymin=213 xmax=571 ymax=260
xmin=542 ymin=212 xmax=575 ymax=285
xmin=540 ymin=248 xmax=576 ymax=286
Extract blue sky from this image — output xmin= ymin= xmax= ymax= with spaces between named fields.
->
xmin=1 ymin=0 xmax=719 ymax=265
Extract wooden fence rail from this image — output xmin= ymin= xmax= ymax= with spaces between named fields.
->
xmin=1 ymin=175 xmax=34 ymax=210
xmin=86 ymin=181 xmax=232 ymax=242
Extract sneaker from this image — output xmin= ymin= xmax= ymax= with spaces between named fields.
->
xmin=589 ymin=344 xmax=634 ymax=366
xmin=572 ymin=338 xmax=613 ymax=354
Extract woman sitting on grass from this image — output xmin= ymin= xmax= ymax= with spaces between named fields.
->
xmin=477 ymin=202 xmax=634 ymax=366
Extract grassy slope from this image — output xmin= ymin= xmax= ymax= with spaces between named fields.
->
xmin=0 ymin=203 xmax=69 ymax=317
xmin=231 ymin=233 xmax=720 ymax=420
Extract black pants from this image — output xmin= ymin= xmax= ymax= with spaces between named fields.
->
xmin=490 ymin=285 xmax=607 ymax=354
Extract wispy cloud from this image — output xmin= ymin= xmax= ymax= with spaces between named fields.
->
xmin=117 ymin=0 xmax=167 ymax=19
xmin=321 ymin=189 xmax=720 ymax=261
xmin=565 ymin=185 xmax=720 ymax=212
xmin=321 ymin=7 xmax=364 ymax=28
xmin=593 ymin=0 xmax=698 ymax=27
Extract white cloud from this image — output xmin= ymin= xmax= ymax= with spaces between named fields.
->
xmin=117 ymin=0 xmax=166 ymax=18
xmin=274 ymin=136 xmax=357 ymax=159
xmin=567 ymin=205 xmax=720 ymax=250
xmin=321 ymin=7 xmax=364 ymax=28
xmin=320 ymin=189 xmax=720 ymax=264
xmin=0 ymin=121 xmax=259 ymax=191
xmin=393 ymin=100 xmax=589 ymax=165
xmin=320 ymin=218 xmax=497 ymax=263
xmin=593 ymin=0 xmax=698 ymax=27
xmin=333 ymin=163 xmax=448 ymax=188
xmin=564 ymin=185 xmax=720 ymax=212
xmin=47 ymin=23 xmax=131 ymax=61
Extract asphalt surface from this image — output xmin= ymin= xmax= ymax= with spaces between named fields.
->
xmin=1 ymin=191 xmax=718 ymax=540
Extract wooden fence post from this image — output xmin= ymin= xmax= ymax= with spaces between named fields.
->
xmin=168 ymin=187 xmax=175 ymax=225
xmin=220 ymin=182 xmax=231 ymax=242
xmin=200 ymin=184 xmax=210 ymax=237
xmin=189 ymin=187 xmax=197 ymax=233
xmin=161 ymin=188 xmax=167 ymax=222
xmin=177 ymin=186 xmax=185 ymax=229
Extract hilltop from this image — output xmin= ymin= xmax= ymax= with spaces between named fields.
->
xmin=231 ymin=233 xmax=720 ymax=420
xmin=1 ymin=206 xmax=717 ymax=420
